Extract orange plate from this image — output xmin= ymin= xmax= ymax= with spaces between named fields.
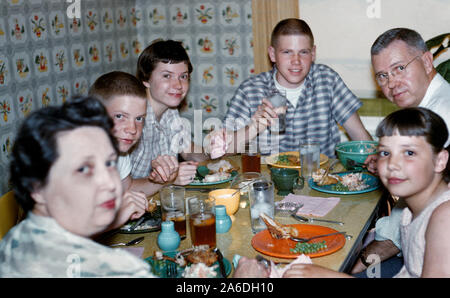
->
xmin=266 ymin=151 xmax=329 ymax=169
xmin=251 ymin=224 xmax=345 ymax=258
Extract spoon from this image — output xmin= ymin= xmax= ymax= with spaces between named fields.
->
xmin=110 ymin=236 xmax=145 ymax=247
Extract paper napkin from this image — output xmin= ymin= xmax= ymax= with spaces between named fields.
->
xmin=280 ymin=194 xmax=340 ymax=217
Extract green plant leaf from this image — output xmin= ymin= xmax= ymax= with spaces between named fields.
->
xmin=426 ymin=33 xmax=450 ymax=49
xmin=436 ymin=59 xmax=450 ymax=83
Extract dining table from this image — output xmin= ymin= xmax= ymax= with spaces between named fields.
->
xmin=101 ymin=154 xmax=384 ymax=276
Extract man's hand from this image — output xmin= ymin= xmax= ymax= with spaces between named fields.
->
xmin=149 ymin=155 xmax=179 ymax=184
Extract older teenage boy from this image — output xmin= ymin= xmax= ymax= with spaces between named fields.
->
xmin=130 ymin=40 xmax=211 ymax=184
xmin=353 ymin=28 xmax=450 ymax=277
xmin=219 ymin=18 xmax=371 ymax=157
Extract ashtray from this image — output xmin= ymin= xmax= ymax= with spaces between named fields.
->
xmin=274 ymin=202 xmax=303 ymax=217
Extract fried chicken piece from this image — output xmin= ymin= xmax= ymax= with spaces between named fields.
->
xmin=260 ymin=213 xmax=299 ymax=239
xmin=185 ymin=247 xmax=218 ymax=266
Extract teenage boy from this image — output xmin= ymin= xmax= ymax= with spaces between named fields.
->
xmin=89 ymin=71 xmax=172 ymax=219
xmin=220 ymin=18 xmax=372 ymax=157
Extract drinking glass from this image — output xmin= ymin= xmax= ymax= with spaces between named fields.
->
xmin=188 ymin=196 xmax=216 ymax=248
xmin=248 ymin=179 xmax=274 ymax=234
xmin=241 ymin=143 xmax=261 ymax=173
xmin=299 ymin=139 xmax=320 ymax=179
xmin=160 ymin=186 xmax=186 ymax=239
xmin=267 ymin=89 xmax=287 ymax=133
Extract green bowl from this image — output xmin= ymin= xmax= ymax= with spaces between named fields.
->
xmin=336 ymin=141 xmax=378 ymax=170
xmin=270 ymin=168 xmax=303 ymax=196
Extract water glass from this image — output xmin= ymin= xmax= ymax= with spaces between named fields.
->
xmin=267 ymin=89 xmax=287 ymax=133
xmin=299 ymin=139 xmax=320 ymax=179
xmin=248 ymin=179 xmax=274 ymax=234
xmin=160 ymin=186 xmax=186 ymax=239
xmin=188 ymin=196 xmax=216 ymax=248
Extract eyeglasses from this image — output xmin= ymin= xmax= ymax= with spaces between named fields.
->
xmin=375 ymin=55 xmax=421 ymax=86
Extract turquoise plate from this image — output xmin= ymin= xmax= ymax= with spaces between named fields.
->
xmin=308 ymin=171 xmax=380 ymax=195
xmin=145 ymin=251 xmax=232 ymax=278
xmin=189 ymin=165 xmax=238 ymax=186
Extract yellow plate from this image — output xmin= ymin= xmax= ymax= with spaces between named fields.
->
xmin=266 ymin=151 xmax=329 ymax=169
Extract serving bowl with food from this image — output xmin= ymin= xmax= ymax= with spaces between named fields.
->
xmin=335 ymin=141 xmax=378 ymax=170
xmin=208 ymin=188 xmax=240 ymax=216
xmin=146 ymin=245 xmax=231 ymax=278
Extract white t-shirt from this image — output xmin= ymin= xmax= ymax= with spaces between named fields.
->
xmin=117 ymin=154 xmax=132 ymax=180
xmin=273 ymin=72 xmax=305 ymax=108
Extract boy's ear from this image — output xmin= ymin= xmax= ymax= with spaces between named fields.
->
xmin=435 ymin=149 xmax=449 ymax=174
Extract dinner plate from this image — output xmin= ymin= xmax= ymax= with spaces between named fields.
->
xmin=251 ymin=224 xmax=345 ymax=259
xmin=266 ymin=151 xmax=329 ymax=169
xmin=308 ymin=171 xmax=380 ymax=195
xmin=189 ymin=165 xmax=238 ymax=186
xmin=145 ymin=252 xmax=232 ymax=278
xmin=119 ymin=207 xmax=161 ymax=234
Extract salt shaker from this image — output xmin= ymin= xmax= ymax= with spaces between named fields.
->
xmin=157 ymin=220 xmax=180 ymax=251
xmin=215 ymin=205 xmax=232 ymax=233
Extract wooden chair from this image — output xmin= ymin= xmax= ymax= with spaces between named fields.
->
xmin=0 ymin=191 xmax=24 ymax=240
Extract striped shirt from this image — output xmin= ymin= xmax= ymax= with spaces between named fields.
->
xmin=224 ymin=63 xmax=362 ymax=157
xmin=130 ymin=103 xmax=191 ymax=178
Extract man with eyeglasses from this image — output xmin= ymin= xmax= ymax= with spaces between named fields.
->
xmin=352 ymin=28 xmax=450 ymax=278
xmin=219 ymin=18 xmax=371 ymax=157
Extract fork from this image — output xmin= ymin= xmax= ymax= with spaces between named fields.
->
xmin=166 ymin=262 xmax=178 ymax=278
xmin=290 ymin=231 xmax=347 ymax=243
xmin=346 ymin=158 xmax=366 ymax=169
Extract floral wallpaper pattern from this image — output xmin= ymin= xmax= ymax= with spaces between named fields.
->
xmin=0 ymin=0 xmax=254 ymax=195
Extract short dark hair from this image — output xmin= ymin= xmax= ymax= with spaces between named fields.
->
xmin=136 ymin=39 xmax=193 ymax=83
xmin=270 ymin=18 xmax=314 ymax=47
xmin=376 ymin=107 xmax=449 ymax=182
xmin=89 ymin=71 xmax=147 ymax=103
xmin=371 ymin=28 xmax=428 ymax=56
xmin=9 ymin=96 xmax=117 ymax=212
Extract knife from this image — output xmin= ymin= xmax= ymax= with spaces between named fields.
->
xmin=291 ymin=213 xmax=344 ymax=225
xmin=128 ymin=216 xmax=146 ymax=231
xmin=214 ymin=248 xmax=227 ymax=278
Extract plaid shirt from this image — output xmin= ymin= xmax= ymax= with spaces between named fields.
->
xmin=224 ymin=63 xmax=362 ymax=157
xmin=130 ymin=104 xmax=191 ymax=178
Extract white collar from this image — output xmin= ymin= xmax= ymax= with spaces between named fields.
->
xmin=419 ymin=73 xmax=446 ymax=108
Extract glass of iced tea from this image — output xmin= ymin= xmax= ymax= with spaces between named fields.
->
xmin=188 ymin=196 xmax=216 ymax=248
xmin=241 ymin=143 xmax=261 ymax=173
xmin=160 ymin=186 xmax=186 ymax=239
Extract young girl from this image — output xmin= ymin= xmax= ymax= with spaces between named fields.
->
xmin=283 ymin=107 xmax=450 ymax=278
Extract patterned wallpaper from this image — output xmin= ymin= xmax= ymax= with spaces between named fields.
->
xmin=0 ymin=0 xmax=254 ymax=195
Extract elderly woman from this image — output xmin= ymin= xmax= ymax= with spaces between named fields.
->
xmin=0 ymin=96 xmax=155 ymax=277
